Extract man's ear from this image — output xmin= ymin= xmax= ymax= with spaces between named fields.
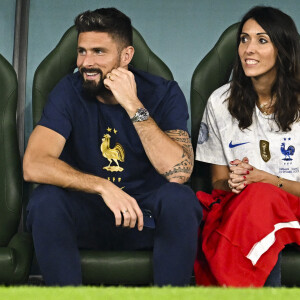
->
xmin=120 ymin=46 xmax=135 ymax=67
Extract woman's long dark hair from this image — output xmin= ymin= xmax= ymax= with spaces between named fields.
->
xmin=228 ymin=6 xmax=300 ymax=131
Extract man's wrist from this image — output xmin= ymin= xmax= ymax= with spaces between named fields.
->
xmin=126 ymin=101 xmax=144 ymax=118
xmin=131 ymin=107 xmax=150 ymax=123
xmin=93 ymin=177 xmax=110 ymax=195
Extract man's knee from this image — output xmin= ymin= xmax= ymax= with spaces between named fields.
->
xmin=156 ymin=182 xmax=202 ymax=223
xmin=26 ymin=185 xmax=72 ymax=232
xmin=28 ymin=184 xmax=69 ymax=211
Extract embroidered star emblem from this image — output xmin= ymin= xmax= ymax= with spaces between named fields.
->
xmin=114 ymin=129 xmax=118 ymax=134
xmin=107 ymin=127 xmax=112 ymax=132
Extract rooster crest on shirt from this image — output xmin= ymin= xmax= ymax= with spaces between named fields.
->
xmin=281 ymin=138 xmax=295 ymax=161
xmin=100 ymin=131 xmax=125 ymax=172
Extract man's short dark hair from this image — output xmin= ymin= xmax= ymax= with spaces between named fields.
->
xmin=74 ymin=7 xmax=133 ymax=49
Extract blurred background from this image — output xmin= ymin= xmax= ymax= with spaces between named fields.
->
xmin=0 ymin=0 xmax=299 ymax=153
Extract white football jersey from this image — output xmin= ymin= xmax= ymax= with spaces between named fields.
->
xmin=196 ymin=83 xmax=300 ymax=181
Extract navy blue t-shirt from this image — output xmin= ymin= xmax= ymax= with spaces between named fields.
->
xmin=38 ymin=67 xmax=189 ymax=195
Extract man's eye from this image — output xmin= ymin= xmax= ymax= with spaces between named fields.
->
xmin=77 ymin=49 xmax=86 ymax=55
xmin=95 ymin=49 xmax=103 ymax=54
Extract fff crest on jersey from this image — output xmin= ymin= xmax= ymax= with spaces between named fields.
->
xmin=281 ymin=137 xmax=295 ymax=161
xmin=260 ymin=140 xmax=271 ymax=162
xmin=100 ymin=127 xmax=125 ymax=172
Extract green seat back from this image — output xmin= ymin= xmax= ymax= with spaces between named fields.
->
xmin=33 ymin=26 xmax=173 ymax=127
xmin=0 ymin=54 xmax=22 ymax=246
xmin=190 ymin=23 xmax=239 ymax=192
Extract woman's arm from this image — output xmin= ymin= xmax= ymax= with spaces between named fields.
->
xmin=211 ymin=164 xmax=232 ymax=192
xmin=211 ymin=157 xmax=250 ymax=193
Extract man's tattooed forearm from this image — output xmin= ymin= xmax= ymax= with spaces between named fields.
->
xmin=169 ymin=175 xmax=189 ymax=181
xmin=165 ymin=130 xmax=193 ymax=158
xmin=165 ymin=129 xmax=187 ymax=137
xmin=163 ymin=129 xmax=194 ymax=182
xmin=182 ymin=144 xmax=193 ymax=160
xmin=171 ymin=137 xmax=191 ymax=143
xmin=163 ymin=158 xmax=193 ymax=179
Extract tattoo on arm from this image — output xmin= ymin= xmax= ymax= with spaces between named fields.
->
xmin=163 ymin=130 xmax=194 ymax=182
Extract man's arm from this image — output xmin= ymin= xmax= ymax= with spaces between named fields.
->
xmin=24 ymin=126 xmax=102 ymax=192
xmin=104 ymin=67 xmax=193 ymax=183
xmin=164 ymin=129 xmax=194 ymax=182
xmin=133 ymin=120 xmax=193 ymax=183
xmin=23 ymin=125 xmax=144 ymax=230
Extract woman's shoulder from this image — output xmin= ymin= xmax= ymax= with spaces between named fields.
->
xmin=206 ymin=83 xmax=231 ymax=115
xmin=209 ymin=83 xmax=231 ymax=103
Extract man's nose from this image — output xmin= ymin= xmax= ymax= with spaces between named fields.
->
xmin=82 ymin=54 xmax=95 ymax=67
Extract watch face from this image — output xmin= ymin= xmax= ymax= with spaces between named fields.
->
xmin=138 ymin=108 xmax=148 ymax=120
xmin=132 ymin=108 xmax=149 ymax=122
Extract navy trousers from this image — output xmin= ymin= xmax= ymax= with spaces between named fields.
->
xmin=27 ymin=183 xmax=202 ymax=286
xmin=264 ymin=252 xmax=282 ymax=287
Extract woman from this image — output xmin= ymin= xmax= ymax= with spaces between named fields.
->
xmin=195 ymin=6 xmax=300 ymax=287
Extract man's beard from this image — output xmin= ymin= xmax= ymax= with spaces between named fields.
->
xmin=80 ymin=67 xmax=107 ymax=98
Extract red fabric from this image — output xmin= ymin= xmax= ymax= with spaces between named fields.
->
xmin=194 ymin=182 xmax=300 ymax=287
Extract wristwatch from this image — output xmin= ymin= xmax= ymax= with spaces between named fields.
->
xmin=131 ymin=108 xmax=150 ymax=123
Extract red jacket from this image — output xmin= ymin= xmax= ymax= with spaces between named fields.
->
xmin=195 ymin=182 xmax=300 ymax=287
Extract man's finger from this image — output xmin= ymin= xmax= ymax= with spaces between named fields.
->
xmin=114 ymin=210 xmax=122 ymax=227
xmin=115 ymin=67 xmax=130 ymax=75
xmin=127 ymin=207 xmax=137 ymax=228
xmin=129 ymin=198 xmax=143 ymax=230
xmin=121 ymin=209 xmax=131 ymax=227
xmin=136 ymin=209 xmax=144 ymax=231
xmin=103 ymin=78 xmax=112 ymax=90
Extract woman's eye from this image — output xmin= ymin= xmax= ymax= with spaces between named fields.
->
xmin=240 ymin=36 xmax=248 ymax=43
xmin=259 ymin=38 xmax=268 ymax=44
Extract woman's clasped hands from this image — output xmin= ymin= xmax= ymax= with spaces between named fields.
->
xmin=228 ymin=157 xmax=264 ymax=194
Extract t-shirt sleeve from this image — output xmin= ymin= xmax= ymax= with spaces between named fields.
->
xmin=37 ymin=80 xmax=72 ymax=140
xmin=157 ymin=81 xmax=189 ymax=132
xmin=195 ymin=96 xmax=228 ymax=165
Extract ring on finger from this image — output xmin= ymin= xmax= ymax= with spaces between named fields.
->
xmin=228 ymin=183 xmax=233 ymax=189
xmin=122 ymin=209 xmax=128 ymax=214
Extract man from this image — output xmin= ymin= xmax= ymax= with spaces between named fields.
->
xmin=24 ymin=8 xmax=202 ymax=286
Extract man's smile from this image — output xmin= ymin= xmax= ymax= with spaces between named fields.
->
xmin=84 ymin=72 xmax=100 ymax=80
xmin=81 ymin=68 xmax=102 ymax=81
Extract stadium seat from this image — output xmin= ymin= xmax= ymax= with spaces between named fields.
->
xmin=31 ymin=26 xmax=173 ymax=285
xmin=0 ymin=53 xmax=33 ymax=284
xmin=190 ymin=22 xmax=300 ymax=287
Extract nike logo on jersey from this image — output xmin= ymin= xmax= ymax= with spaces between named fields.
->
xmin=229 ymin=141 xmax=250 ymax=148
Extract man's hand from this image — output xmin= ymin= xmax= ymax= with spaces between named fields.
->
xmin=100 ymin=180 xmax=144 ymax=231
xmin=104 ymin=67 xmax=143 ymax=117
xmin=104 ymin=68 xmax=192 ymax=184
xmin=24 ymin=126 xmax=144 ymax=231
